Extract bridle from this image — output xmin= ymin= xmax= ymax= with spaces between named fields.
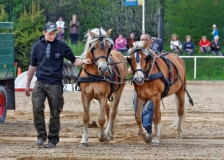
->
xmin=127 ymin=46 xmax=155 ymax=79
xmin=88 ymin=29 xmax=114 ymax=65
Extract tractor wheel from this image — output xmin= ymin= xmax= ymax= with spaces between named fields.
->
xmin=0 ymin=85 xmax=7 ymax=123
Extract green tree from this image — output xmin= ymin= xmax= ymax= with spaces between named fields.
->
xmin=39 ymin=0 xmax=160 ymax=40
xmin=0 ymin=4 xmax=8 ymax=22
xmin=14 ymin=9 xmax=46 ymax=71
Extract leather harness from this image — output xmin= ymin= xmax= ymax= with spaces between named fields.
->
xmin=75 ymin=57 xmax=121 ymax=101
xmin=127 ymin=50 xmax=193 ymax=106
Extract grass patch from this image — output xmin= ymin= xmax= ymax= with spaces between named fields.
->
xmin=67 ymin=42 xmax=86 ymax=56
xmin=183 ymin=58 xmax=224 ymax=80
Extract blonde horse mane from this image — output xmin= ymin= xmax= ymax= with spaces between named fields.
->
xmin=81 ymin=28 xmax=108 ymax=59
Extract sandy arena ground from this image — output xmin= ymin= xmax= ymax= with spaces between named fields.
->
xmin=1 ymin=81 xmax=224 ymax=160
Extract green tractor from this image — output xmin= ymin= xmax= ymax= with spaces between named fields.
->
xmin=0 ymin=22 xmax=15 ymax=123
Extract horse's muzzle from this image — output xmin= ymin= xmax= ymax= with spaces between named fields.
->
xmin=134 ymin=76 xmax=145 ymax=85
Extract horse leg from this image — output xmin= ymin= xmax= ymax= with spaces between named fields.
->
xmin=104 ymin=90 xmax=122 ymax=140
xmin=105 ymin=101 xmax=111 ymax=125
xmin=152 ymin=97 xmax=161 ymax=145
xmin=175 ymin=87 xmax=186 ymax=138
xmin=98 ymin=97 xmax=108 ymax=142
xmin=135 ymin=97 xmax=152 ymax=143
xmin=80 ymin=94 xmax=91 ymax=147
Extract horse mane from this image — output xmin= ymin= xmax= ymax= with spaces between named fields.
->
xmin=128 ymin=41 xmax=149 ymax=56
xmin=81 ymin=28 xmax=107 ymax=58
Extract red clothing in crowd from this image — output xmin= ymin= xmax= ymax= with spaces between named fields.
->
xmin=199 ymin=39 xmax=211 ymax=47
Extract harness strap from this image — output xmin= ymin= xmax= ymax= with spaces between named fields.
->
xmin=154 ymin=54 xmax=179 ymax=98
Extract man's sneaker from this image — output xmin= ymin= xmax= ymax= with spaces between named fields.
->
xmin=44 ymin=142 xmax=56 ymax=148
xmin=35 ymin=139 xmax=46 ymax=146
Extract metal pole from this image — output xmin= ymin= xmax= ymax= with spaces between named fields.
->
xmin=142 ymin=0 xmax=145 ymax=34
xmin=194 ymin=57 xmax=197 ymax=79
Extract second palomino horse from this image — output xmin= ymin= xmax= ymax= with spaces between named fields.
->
xmin=127 ymin=41 xmax=193 ymax=145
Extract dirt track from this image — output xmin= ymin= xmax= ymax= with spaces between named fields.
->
xmin=1 ymin=81 xmax=224 ymax=160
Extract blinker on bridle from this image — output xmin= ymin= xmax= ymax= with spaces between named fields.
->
xmin=126 ymin=48 xmax=152 ymax=75
xmin=89 ymin=28 xmax=113 ymax=64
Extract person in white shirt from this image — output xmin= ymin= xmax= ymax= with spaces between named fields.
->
xmin=56 ymin=16 xmax=66 ymax=30
xmin=170 ymin=34 xmax=182 ymax=55
xmin=56 ymin=16 xmax=66 ymax=41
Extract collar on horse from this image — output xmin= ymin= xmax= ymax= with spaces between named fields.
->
xmin=75 ymin=57 xmax=122 ymax=102
xmin=127 ymin=49 xmax=179 ymax=99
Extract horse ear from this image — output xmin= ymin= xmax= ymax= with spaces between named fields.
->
xmin=106 ymin=29 xmax=112 ymax=37
xmin=88 ymin=29 xmax=95 ymax=38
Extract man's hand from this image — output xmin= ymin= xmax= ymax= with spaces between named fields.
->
xmin=25 ymin=86 xmax=30 ymax=97
xmin=83 ymin=58 xmax=92 ymax=64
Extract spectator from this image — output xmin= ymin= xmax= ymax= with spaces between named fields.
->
xmin=211 ymin=36 xmax=222 ymax=56
xmin=199 ymin=36 xmax=211 ymax=53
xmin=150 ymin=37 xmax=164 ymax=53
xmin=57 ymin=27 xmax=64 ymax=41
xmin=170 ymin=34 xmax=182 ymax=55
xmin=211 ymin=24 xmax=219 ymax=40
xmin=127 ymin=33 xmax=137 ymax=49
xmin=114 ymin=33 xmax=128 ymax=55
xmin=183 ymin=35 xmax=194 ymax=55
xmin=56 ymin=16 xmax=66 ymax=30
xmin=69 ymin=14 xmax=80 ymax=45
xmin=56 ymin=16 xmax=66 ymax=41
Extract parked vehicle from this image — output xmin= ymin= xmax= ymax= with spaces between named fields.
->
xmin=0 ymin=22 xmax=15 ymax=123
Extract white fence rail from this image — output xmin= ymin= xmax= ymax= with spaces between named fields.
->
xmin=75 ymin=55 xmax=224 ymax=79
xmin=180 ymin=56 xmax=224 ymax=79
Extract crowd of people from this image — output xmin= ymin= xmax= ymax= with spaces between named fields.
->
xmin=55 ymin=14 xmax=222 ymax=56
xmin=170 ymin=24 xmax=222 ymax=56
xmin=113 ymin=32 xmax=164 ymax=55
xmin=112 ymin=24 xmax=222 ymax=56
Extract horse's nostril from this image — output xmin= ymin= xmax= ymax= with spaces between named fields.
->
xmin=99 ymin=67 xmax=101 ymax=71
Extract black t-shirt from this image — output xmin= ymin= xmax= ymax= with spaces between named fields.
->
xmin=31 ymin=36 xmax=76 ymax=85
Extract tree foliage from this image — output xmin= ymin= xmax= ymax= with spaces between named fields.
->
xmin=14 ymin=9 xmax=46 ymax=71
xmin=0 ymin=4 xmax=8 ymax=22
xmin=39 ymin=0 xmax=159 ymax=40
xmin=164 ymin=0 xmax=224 ymax=44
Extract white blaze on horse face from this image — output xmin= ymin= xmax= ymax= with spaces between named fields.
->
xmin=98 ymin=60 xmax=108 ymax=74
xmin=134 ymin=52 xmax=144 ymax=84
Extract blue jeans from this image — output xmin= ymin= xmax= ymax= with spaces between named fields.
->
xmin=133 ymin=91 xmax=154 ymax=134
xmin=70 ymin=33 xmax=79 ymax=45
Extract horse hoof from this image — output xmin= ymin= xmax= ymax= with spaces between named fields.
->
xmin=108 ymin=136 xmax=114 ymax=141
xmin=98 ymin=135 xmax=107 ymax=142
xmin=79 ymin=143 xmax=88 ymax=147
xmin=152 ymin=138 xmax=160 ymax=145
xmin=144 ymin=134 xmax=152 ymax=143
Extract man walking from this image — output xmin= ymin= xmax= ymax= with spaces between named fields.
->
xmin=25 ymin=22 xmax=91 ymax=148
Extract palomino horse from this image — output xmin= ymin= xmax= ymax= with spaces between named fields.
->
xmin=76 ymin=28 xmax=127 ymax=146
xmin=127 ymin=41 xmax=193 ymax=145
